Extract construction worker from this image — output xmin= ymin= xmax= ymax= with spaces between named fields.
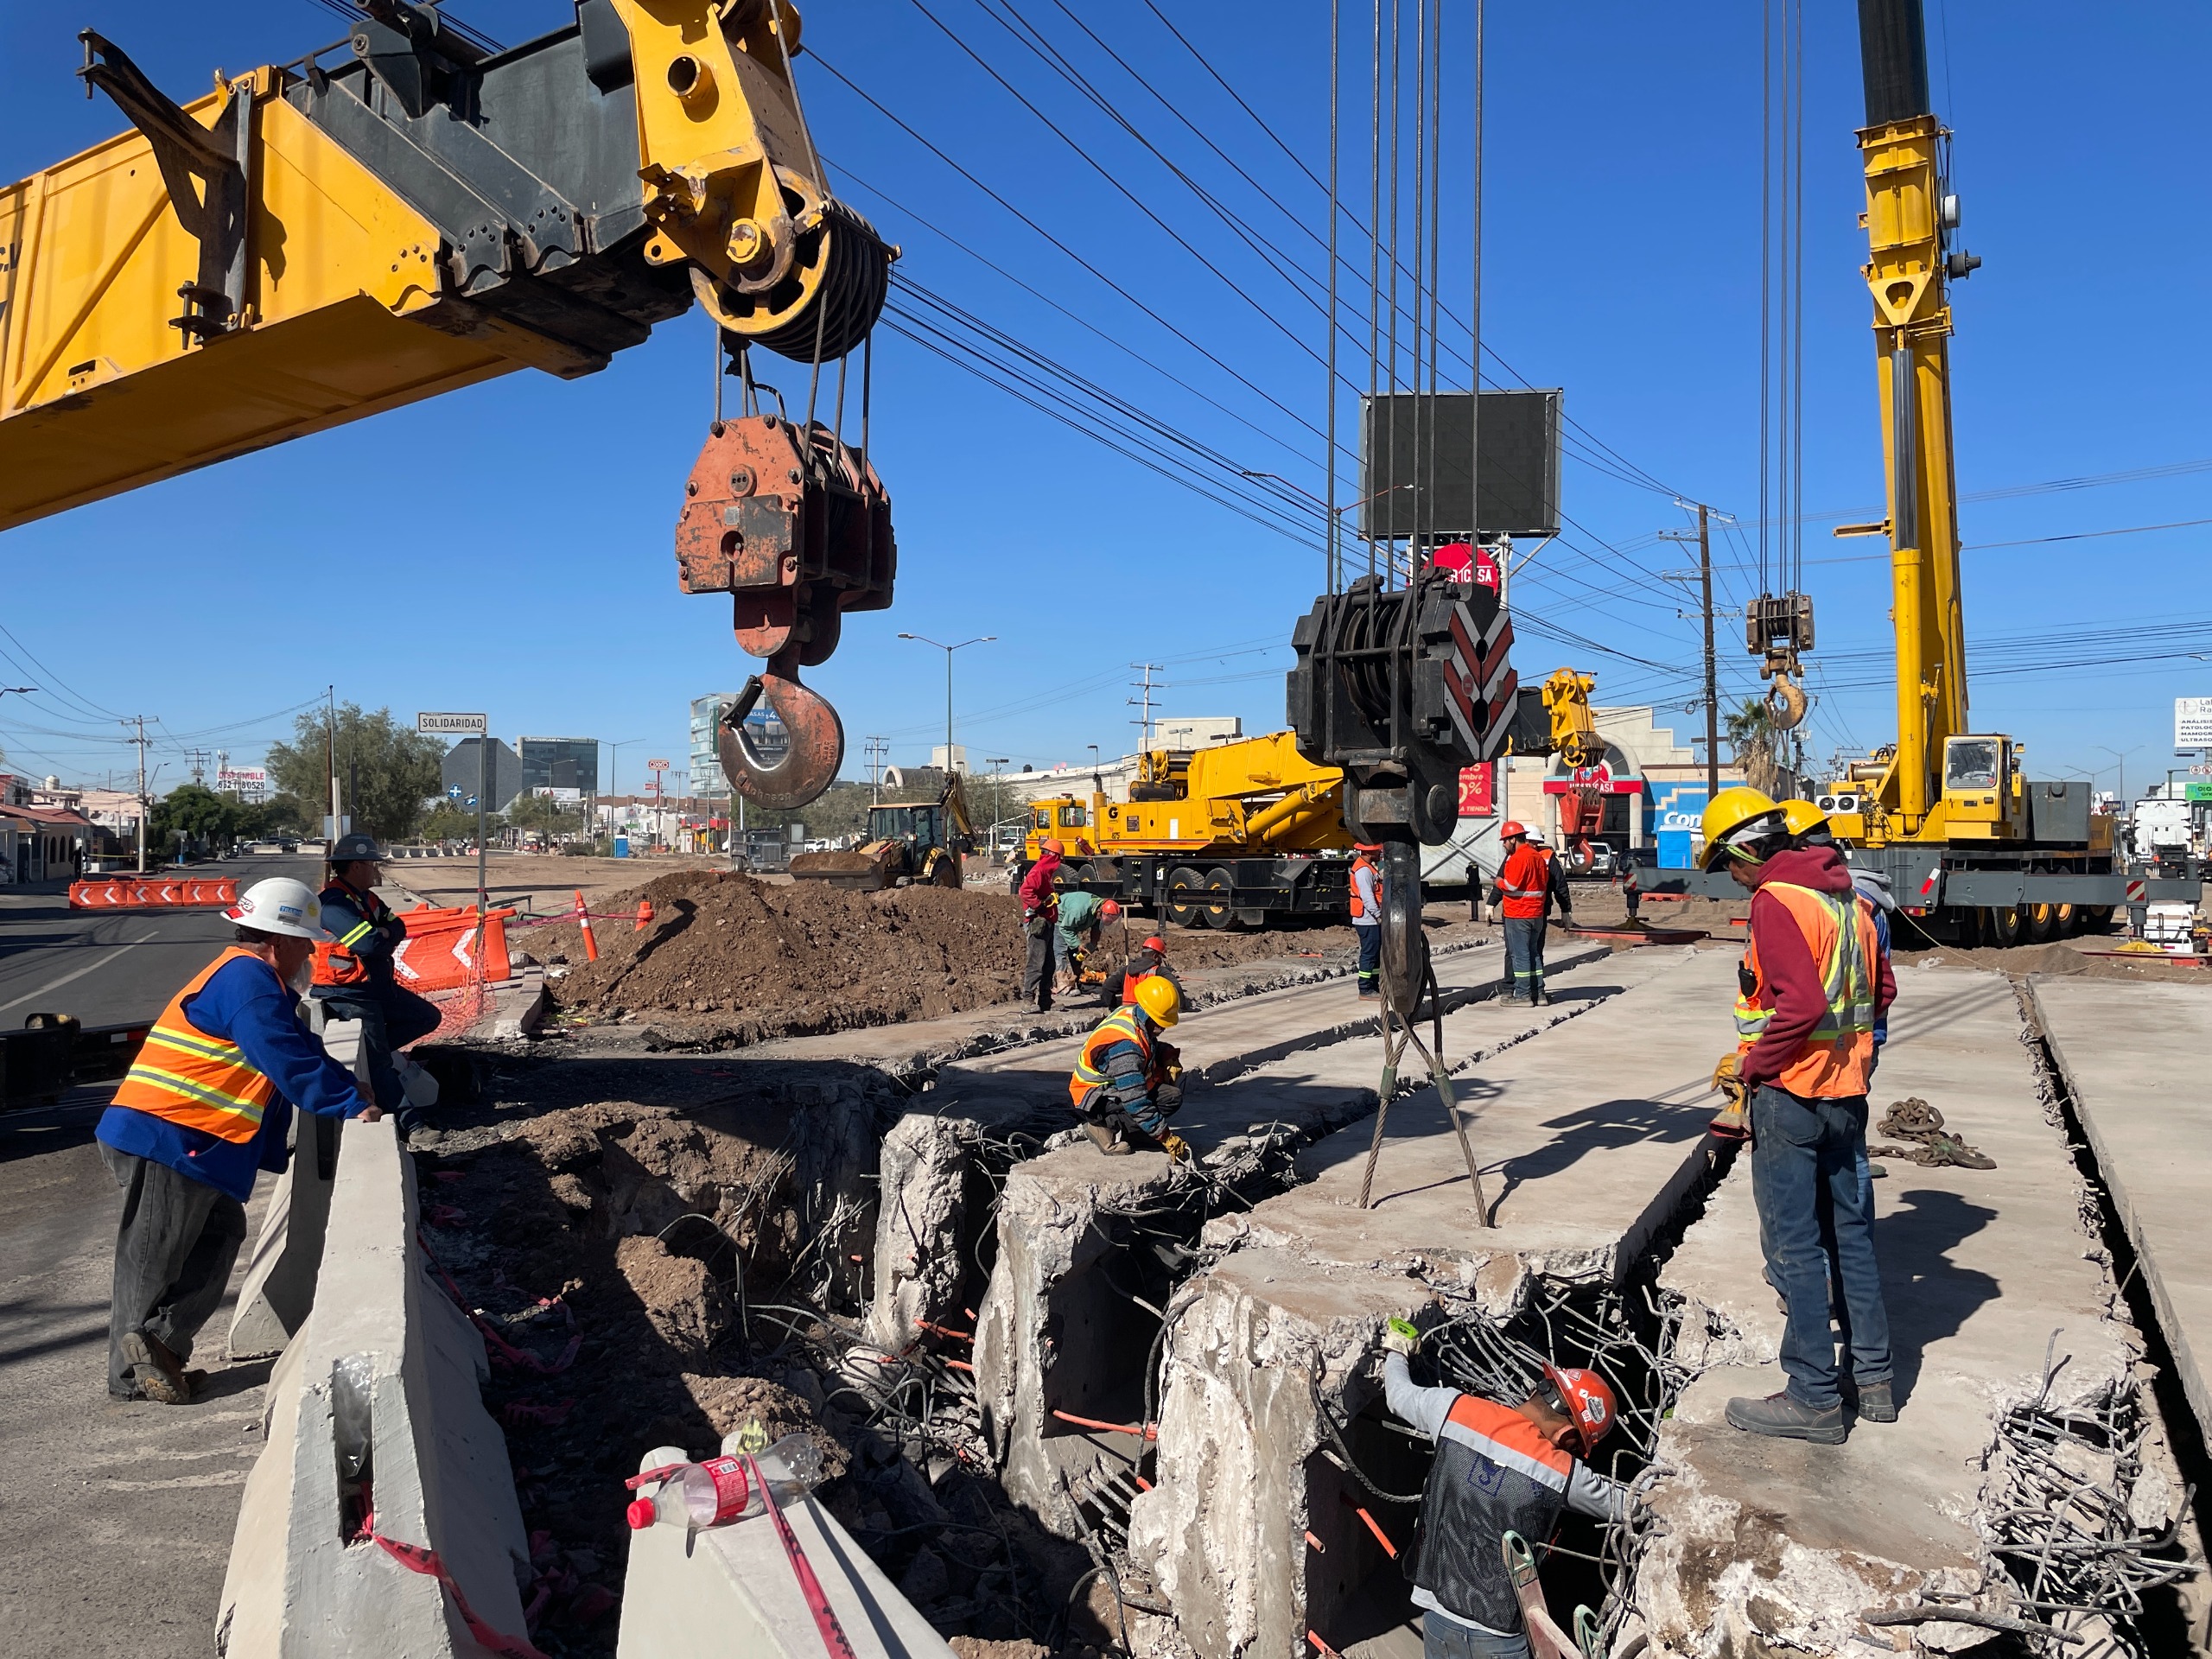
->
xmin=97 ymin=878 xmax=380 ymax=1402
xmin=1702 ymin=786 xmax=1897 ymax=1444
xmin=1380 ymin=1319 xmax=1626 ymax=1655
xmin=1053 ymin=891 xmax=1122 ymax=993
xmin=1019 ymin=836 xmax=1064 ymax=1012
xmin=1107 ymin=933 xmax=1181 ymax=1009
xmin=1491 ymin=823 xmax=1572 ymax=1005
xmin=313 ymin=833 xmax=442 ymax=1139
xmin=1351 ymin=842 xmax=1383 ymax=999
xmin=1068 ymin=976 xmax=1188 ymax=1159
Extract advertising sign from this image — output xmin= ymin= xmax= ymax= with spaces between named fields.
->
xmin=2176 ymin=696 xmax=2212 ymax=748
xmin=214 ymin=766 xmax=268 ymax=801
xmin=1456 ymin=762 xmax=1495 ymax=818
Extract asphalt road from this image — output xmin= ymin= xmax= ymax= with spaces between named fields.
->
xmin=0 ymin=855 xmax=312 ymax=1654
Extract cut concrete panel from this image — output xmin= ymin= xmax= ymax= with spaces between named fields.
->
xmin=2029 ymin=975 xmax=2212 ymax=1447
xmin=1642 ymin=966 xmax=2141 ymax=1656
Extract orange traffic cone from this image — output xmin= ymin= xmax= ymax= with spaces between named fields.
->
xmin=634 ymin=897 xmax=654 ymax=932
xmin=575 ymin=889 xmax=599 ymax=963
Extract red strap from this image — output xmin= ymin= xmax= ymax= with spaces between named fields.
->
xmin=371 ymin=1529 xmax=550 ymax=1659
xmin=744 ymin=1454 xmax=857 ymax=1659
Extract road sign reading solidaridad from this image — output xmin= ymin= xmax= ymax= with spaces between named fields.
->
xmin=2176 ymin=697 xmax=2212 ymax=747
xmin=417 ymin=711 xmax=487 ymax=735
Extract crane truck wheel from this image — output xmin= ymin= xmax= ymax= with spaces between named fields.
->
xmin=2052 ymin=901 xmax=2077 ymax=935
xmin=1202 ymin=868 xmax=1236 ymax=931
xmin=2026 ymin=900 xmax=2060 ymax=944
xmin=1165 ymin=867 xmax=1204 ymax=929
xmin=1986 ymin=905 xmax=2024 ymax=949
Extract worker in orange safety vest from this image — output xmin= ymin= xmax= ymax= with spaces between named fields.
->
xmin=1490 ymin=823 xmax=1572 ymax=1005
xmin=1069 ymin=976 xmax=1188 ymax=1159
xmin=1350 ymin=842 xmax=1383 ymax=999
xmin=1701 ymin=786 xmax=1897 ymax=1446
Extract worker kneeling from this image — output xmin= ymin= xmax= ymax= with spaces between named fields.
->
xmin=97 ymin=879 xmax=380 ymax=1403
xmin=1381 ymin=1319 xmax=1625 ymax=1656
xmin=312 ymin=834 xmax=442 ymax=1141
xmin=1068 ymin=976 xmax=1189 ymax=1160
xmin=1701 ymin=787 xmax=1897 ymax=1444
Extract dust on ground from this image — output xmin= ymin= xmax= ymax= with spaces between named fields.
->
xmin=523 ymin=868 xmax=1399 ymax=1039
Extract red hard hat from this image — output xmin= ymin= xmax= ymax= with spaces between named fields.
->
xmin=1040 ymin=837 xmax=1065 ymax=856
xmin=1543 ymin=1363 xmax=1618 ymax=1455
xmin=1101 ymin=899 xmax=1122 ymax=919
xmin=1141 ymin=935 xmax=1167 ymax=953
xmin=1500 ymin=820 xmax=1528 ymax=840
xmin=1353 ymin=841 xmax=1384 ymax=853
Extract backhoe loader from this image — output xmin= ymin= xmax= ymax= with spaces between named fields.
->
xmin=790 ymin=773 xmax=973 ymax=891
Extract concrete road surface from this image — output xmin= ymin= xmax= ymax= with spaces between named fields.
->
xmin=0 ymin=856 xmax=312 ymax=1654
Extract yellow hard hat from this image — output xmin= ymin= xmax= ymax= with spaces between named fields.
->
xmin=1698 ymin=786 xmax=1786 ymax=871
xmin=1132 ymin=975 xmax=1181 ymax=1027
xmin=1777 ymin=798 xmax=1829 ymax=840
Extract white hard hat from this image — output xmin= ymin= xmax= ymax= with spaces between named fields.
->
xmin=226 ymin=877 xmax=327 ymax=940
xmin=1524 ymin=829 xmax=1548 ymax=846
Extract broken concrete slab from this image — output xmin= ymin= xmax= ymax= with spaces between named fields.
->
xmin=2029 ymin=975 xmax=2212 ymax=1447
xmin=1641 ymin=966 xmax=2152 ymax=1656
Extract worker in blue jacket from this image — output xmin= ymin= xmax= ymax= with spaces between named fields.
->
xmin=313 ymin=833 xmax=442 ymax=1136
xmin=99 ymin=878 xmax=377 ymax=1402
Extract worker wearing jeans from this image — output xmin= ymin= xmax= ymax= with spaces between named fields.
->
xmin=1019 ymin=838 xmax=1064 ymax=1012
xmin=1350 ymin=842 xmax=1382 ymax=998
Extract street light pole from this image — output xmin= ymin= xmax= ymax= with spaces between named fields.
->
xmin=2095 ymin=744 xmax=2144 ymax=808
xmin=897 ymin=632 xmax=995 ymax=775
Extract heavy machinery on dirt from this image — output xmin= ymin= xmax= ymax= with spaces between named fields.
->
xmin=1021 ymin=730 xmax=1351 ymax=928
xmin=791 ymin=773 xmax=972 ymax=890
xmin=1675 ymin=0 xmax=2191 ymax=942
xmin=0 ymin=0 xmax=888 ymax=811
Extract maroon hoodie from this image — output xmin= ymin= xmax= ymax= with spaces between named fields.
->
xmin=1736 ymin=845 xmax=1897 ymax=1091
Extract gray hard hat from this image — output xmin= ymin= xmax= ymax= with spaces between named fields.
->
xmin=329 ymin=832 xmax=385 ymax=863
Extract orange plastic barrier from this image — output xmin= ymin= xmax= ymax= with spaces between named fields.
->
xmin=69 ymin=877 xmax=238 ymax=911
xmin=389 ymin=906 xmax=516 ymax=993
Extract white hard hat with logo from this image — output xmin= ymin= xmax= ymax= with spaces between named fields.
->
xmin=226 ymin=877 xmax=329 ymax=940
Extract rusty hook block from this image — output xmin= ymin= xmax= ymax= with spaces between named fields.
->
xmin=719 ymin=654 xmax=845 ymax=811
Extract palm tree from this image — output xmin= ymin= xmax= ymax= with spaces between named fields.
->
xmin=1725 ymin=697 xmax=1786 ymax=797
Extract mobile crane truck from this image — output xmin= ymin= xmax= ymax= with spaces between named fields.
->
xmin=1 ymin=0 xmax=889 ymax=811
xmin=1670 ymin=0 xmax=2196 ymax=943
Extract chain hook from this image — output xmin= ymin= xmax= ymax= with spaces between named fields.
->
xmin=718 ymin=649 xmax=845 ymax=811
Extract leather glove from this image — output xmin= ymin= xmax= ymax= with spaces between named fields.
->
xmin=1382 ymin=1317 xmax=1421 ymax=1356
xmin=1158 ymin=1130 xmax=1192 ymax=1162
xmin=1708 ymin=1052 xmax=1751 ymax=1141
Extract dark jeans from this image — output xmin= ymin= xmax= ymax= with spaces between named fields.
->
xmin=103 ymin=1146 xmax=247 ymax=1398
xmin=1424 ymin=1614 xmax=1530 ymax=1659
xmin=1355 ymin=922 xmax=1381 ymax=990
xmin=1022 ymin=930 xmax=1054 ymax=1009
xmin=1750 ymin=1084 xmax=1892 ymax=1408
xmin=315 ymin=982 xmax=442 ymax=1128
xmin=1502 ymin=916 xmax=1547 ymax=996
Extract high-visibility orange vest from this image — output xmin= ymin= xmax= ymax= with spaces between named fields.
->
xmin=111 ymin=947 xmax=282 ymax=1143
xmin=1349 ymin=854 xmax=1380 ymax=919
xmin=1069 ymin=1007 xmax=1152 ymax=1112
xmin=1734 ymin=883 xmax=1880 ymax=1097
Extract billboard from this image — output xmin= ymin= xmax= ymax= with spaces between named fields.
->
xmin=215 ymin=766 xmax=268 ymax=801
xmin=1358 ymin=389 xmax=1563 ymax=540
xmin=2176 ymin=696 xmax=2212 ymax=748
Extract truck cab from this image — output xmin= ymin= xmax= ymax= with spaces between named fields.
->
xmin=1941 ymin=734 xmax=2026 ymax=839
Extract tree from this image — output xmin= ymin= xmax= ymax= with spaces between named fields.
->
xmin=150 ymin=783 xmax=241 ymax=850
xmin=504 ymin=791 xmax=583 ymax=838
xmin=266 ymin=703 xmax=444 ymax=842
xmin=236 ymin=793 xmax=314 ymax=839
xmin=420 ymin=802 xmax=479 ymax=842
xmin=1725 ymin=696 xmax=1786 ymax=798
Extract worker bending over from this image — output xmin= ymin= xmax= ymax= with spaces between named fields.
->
xmin=1381 ymin=1319 xmax=1625 ymax=1657
xmin=1351 ymin=841 xmax=1383 ymax=999
xmin=1702 ymin=787 xmax=1897 ymax=1444
xmin=1491 ymin=823 xmax=1573 ymax=1005
xmin=1067 ymin=977 xmax=1188 ymax=1159
xmin=99 ymin=879 xmax=379 ymax=1402
xmin=1052 ymin=890 xmax=1122 ymax=994
xmin=312 ymin=834 xmax=442 ymax=1139
xmin=1019 ymin=837 xmax=1064 ymax=1012
xmin=1106 ymin=933 xmax=1181 ymax=1009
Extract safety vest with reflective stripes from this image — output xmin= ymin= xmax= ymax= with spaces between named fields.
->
xmin=111 ymin=948 xmax=282 ymax=1143
xmin=1411 ymin=1392 xmax=1573 ymax=1635
xmin=1495 ymin=843 xmax=1550 ymax=920
xmin=1349 ymin=854 xmax=1381 ymax=920
xmin=1734 ymin=881 xmax=1881 ymax=1097
xmin=1069 ymin=1007 xmax=1152 ymax=1112
xmin=313 ymin=880 xmax=390 ymax=988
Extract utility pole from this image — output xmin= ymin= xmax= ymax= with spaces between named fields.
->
xmin=188 ymin=748 xmax=208 ymax=787
xmin=121 ymin=715 xmax=155 ymax=873
xmin=1699 ymin=504 xmax=1719 ymax=798
xmin=1128 ymin=663 xmax=1164 ymax=753
xmin=864 ymin=736 xmax=889 ymax=804
xmin=325 ymin=685 xmax=341 ymax=840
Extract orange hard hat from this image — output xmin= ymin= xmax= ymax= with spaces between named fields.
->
xmin=1500 ymin=820 xmax=1528 ymax=840
xmin=1353 ymin=841 xmax=1384 ymax=853
xmin=1542 ymin=1363 xmax=1618 ymax=1455
xmin=1040 ymin=837 xmax=1065 ymax=855
xmin=1101 ymin=899 xmax=1122 ymax=919
xmin=1141 ymin=935 xmax=1167 ymax=953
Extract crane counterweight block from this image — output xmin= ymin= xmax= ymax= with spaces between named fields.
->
xmin=677 ymin=410 xmax=894 ymax=807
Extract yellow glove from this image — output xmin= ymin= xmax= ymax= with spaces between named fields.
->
xmin=1382 ymin=1317 xmax=1421 ymax=1356
xmin=1708 ymin=1052 xmax=1751 ymax=1141
xmin=1159 ymin=1130 xmax=1192 ymax=1163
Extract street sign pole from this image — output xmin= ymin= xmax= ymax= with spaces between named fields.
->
xmin=419 ymin=712 xmax=491 ymax=923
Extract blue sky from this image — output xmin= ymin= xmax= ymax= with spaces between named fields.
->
xmin=3 ymin=3 xmax=2209 ymax=806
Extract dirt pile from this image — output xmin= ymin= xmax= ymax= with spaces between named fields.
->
xmin=1905 ymin=938 xmax=2211 ymax=983
xmin=526 ymin=868 xmax=1378 ymax=1035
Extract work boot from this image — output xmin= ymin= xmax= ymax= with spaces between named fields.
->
xmin=121 ymin=1331 xmax=192 ymax=1405
xmin=1851 ymin=1380 xmax=1899 ymax=1422
xmin=1725 ymin=1389 xmax=1847 ymax=1445
xmin=1530 ymin=984 xmax=1551 ymax=1006
xmin=1356 ymin=980 xmax=1380 ymax=1001
xmin=1084 ymin=1122 xmax=1132 ymax=1156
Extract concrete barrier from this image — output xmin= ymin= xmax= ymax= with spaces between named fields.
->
xmin=617 ymin=1451 xmax=954 ymax=1658
xmin=216 ymin=1116 xmax=531 ymax=1656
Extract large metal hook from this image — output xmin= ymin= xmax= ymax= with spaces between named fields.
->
xmin=718 ymin=650 xmax=845 ymax=811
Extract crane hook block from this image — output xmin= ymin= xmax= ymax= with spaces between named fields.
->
xmin=677 ymin=411 xmax=895 ymax=809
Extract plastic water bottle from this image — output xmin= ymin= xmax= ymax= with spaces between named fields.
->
xmin=625 ymin=1435 xmax=826 ymax=1531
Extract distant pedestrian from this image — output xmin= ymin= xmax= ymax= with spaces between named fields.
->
xmin=1019 ymin=837 xmax=1064 ymax=1012
xmin=1351 ymin=842 xmax=1383 ymax=999
xmin=99 ymin=879 xmax=378 ymax=1403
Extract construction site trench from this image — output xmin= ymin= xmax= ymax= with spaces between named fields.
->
xmin=341 ymin=872 xmax=2212 ymax=1656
